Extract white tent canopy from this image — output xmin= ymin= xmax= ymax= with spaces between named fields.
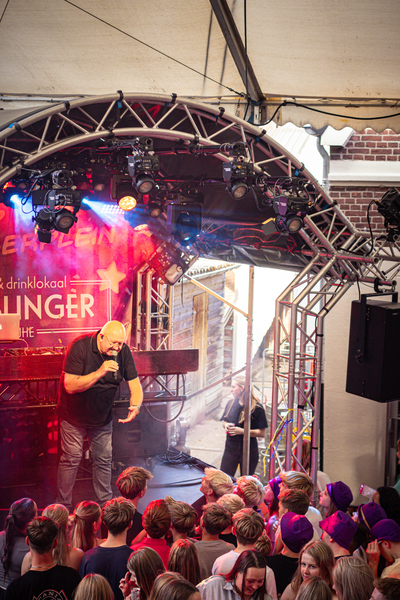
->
xmin=0 ymin=0 xmax=399 ymax=131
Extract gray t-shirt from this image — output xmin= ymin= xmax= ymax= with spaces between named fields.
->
xmin=195 ymin=539 xmax=235 ymax=581
xmin=0 ymin=533 xmax=30 ymax=589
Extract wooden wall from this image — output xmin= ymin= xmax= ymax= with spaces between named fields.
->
xmin=172 ymin=272 xmax=225 ymax=425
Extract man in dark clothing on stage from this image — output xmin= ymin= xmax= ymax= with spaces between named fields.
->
xmin=57 ymin=320 xmax=143 ymax=510
xmin=4 ymin=517 xmax=81 ymax=600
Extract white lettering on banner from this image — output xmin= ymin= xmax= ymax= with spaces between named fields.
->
xmin=0 ymin=294 xmax=96 ymax=320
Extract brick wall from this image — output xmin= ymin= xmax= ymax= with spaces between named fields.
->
xmin=331 ymin=128 xmax=400 ymax=162
xmin=329 ymin=128 xmax=400 ymax=230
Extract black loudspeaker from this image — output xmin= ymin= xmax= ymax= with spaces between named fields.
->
xmin=346 ymin=300 xmax=400 ymax=402
xmin=112 ymin=401 xmax=168 ymax=464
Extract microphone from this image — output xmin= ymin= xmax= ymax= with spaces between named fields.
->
xmin=110 ymin=350 xmax=118 ymax=380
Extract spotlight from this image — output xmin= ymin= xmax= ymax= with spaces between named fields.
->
xmin=147 ymin=199 xmax=164 ymax=218
xmin=135 ymin=173 xmax=155 ymax=195
xmin=1 ymin=185 xmax=25 ymax=208
xmin=167 ymin=204 xmax=202 ymax=246
xmin=53 ymin=208 xmax=77 ymax=233
xmin=223 ymin=159 xmax=254 ymax=200
xmin=112 ymin=177 xmax=140 ymax=211
xmin=375 ymin=188 xmax=400 ymax=242
xmin=90 ymin=162 xmax=110 ymax=193
xmin=148 ymin=239 xmax=198 ymax=285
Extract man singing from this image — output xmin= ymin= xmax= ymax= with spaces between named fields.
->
xmin=56 ymin=320 xmax=143 ymax=510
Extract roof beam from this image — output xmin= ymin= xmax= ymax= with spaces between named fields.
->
xmin=209 ymin=0 xmax=264 ymax=103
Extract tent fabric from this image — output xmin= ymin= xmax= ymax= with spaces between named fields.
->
xmin=0 ymin=0 xmax=399 ymax=131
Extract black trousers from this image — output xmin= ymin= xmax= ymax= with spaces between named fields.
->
xmin=220 ymin=441 xmax=259 ymax=477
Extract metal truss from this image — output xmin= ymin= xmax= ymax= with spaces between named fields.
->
xmin=135 ymin=266 xmax=173 ymax=352
xmin=267 ymin=199 xmax=400 ymax=492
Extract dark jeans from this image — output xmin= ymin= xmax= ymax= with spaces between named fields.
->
xmin=57 ymin=418 xmax=113 ymax=510
xmin=220 ymin=441 xmax=259 ymax=477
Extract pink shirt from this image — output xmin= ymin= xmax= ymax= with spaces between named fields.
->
xmin=131 ymin=536 xmax=170 ymax=568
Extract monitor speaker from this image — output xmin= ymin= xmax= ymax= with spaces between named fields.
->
xmin=346 ymin=299 xmax=400 ymax=402
xmin=112 ymin=401 xmax=168 ymax=463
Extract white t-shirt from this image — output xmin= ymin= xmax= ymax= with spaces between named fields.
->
xmin=212 ymin=551 xmax=277 ymax=600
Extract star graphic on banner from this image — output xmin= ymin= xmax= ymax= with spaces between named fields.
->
xmin=97 ymin=261 xmax=126 ymax=294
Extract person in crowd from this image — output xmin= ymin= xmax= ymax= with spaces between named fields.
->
xmin=192 ymin=467 xmax=234 ymax=523
xmin=131 ymin=499 xmax=171 ymax=568
xmin=21 ymin=503 xmax=83 ymax=573
xmin=197 ymin=549 xmax=269 ymax=600
xmin=319 ymin=482 xmax=353 ymax=518
xmin=195 ymin=502 xmax=235 ymax=581
xmin=281 ymin=540 xmax=335 ymax=600
xmin=348 ymin=522 xmax=370 ymax=556
xmin=278 ymin=489 xmax=310 ymax=518
xmin=371 ymin=577 xmax=400 ymax=600
xmin=217 ymin=493 xmax=246 ymax=546
xmin=74 ymin=573 xmax=114 ymax=600
xmin=332 ymin=555 xmax=374 ymax=600
xmin=235 ymin=476 xmax=265 ymax=509
xmin=56 ymin=320 xmax=143 ymax=510
xmin=373 ymin=489 xmax=400 ymax=527
xmin=71 ymin=500 xmax=104 ymax=552
xmin=320 ymin=511 xmax=358 ymax=560
xmin=117 ymin=466 xmax=153 ymax=544
xmin=291 ymin=439 xmax=331 ymax=513
xmin=279 ymin=471 xmax=322 ymax=539
xmin=79 ymin=497 xmax=135 ymax=600
xmin=264 ymin=477 xmax=281 ymax=552
xmin=220 ymin=376 xmax=268 ymax=477
xmin=367 ymin=519 xmax=400 ymax=579
xmin=295 ymin=576 xmax=333 ymax=600
xmin=119 ymin=546 xmax=165 ymax=600
xmin=149 ymin=572 xmax=184 ymax=600
xmin=168 ymin=539 xmax=201 ymax=586
xmin=254 ymin=533 xmax=273 ymax=557
xmin=154 ymin=578 xmax=200 ymax=600
xmin=0 ymin=497 xmax=37 ymax=598
xmin=212 ymin=508 xmax=277 ymax=600
xmin=355 ymin=502 xmax=387 ymax=534
xmin=165 ymin=496 xmax=197 ymax=544
xmin=266 ymin=512 xmax=313 ymax=597
xmin=4 ymin=516 xmax=81 ymax=600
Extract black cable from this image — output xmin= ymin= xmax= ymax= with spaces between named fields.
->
xmin=0 ymin=0 xmax=10 ymax=25
xmin=263 ymin=100 xmax=400 ymax=125
xmin=63 ymin=0 xmax=247 ymax=99
xmin=365 ymin=200 xmax=376 ymax=256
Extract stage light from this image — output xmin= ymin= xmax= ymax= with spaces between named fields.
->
xmin=285 ymin=214 xmax=304 ymax=233
xmin=223 ymin=159 xmax=254 ymax=200
xmin=375 ymin=188 xmax=400 ymax=242
xmin=135 ymin=173 xmax=155 ymax=195
xmin=147 ymin=200 xmax=164 ymax=218
xmin=90 ymin=162 xmax=110 ymax=193
xmin=167 ymin=203 xmax=202 ymax=246
xmin=53 ymin=208 xmax=77 ymax=233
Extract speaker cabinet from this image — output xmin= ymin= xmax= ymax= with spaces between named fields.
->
xmin=112 ymin=401 xmax=168 ymax=463
xmin=346 ymin=300 xmax=400 ymax=402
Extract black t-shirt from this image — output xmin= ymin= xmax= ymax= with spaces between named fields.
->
xmin=126 ymin=510 xmax=143 ymax=546
xmin=57 ymin=331 xmax=138 ymax=427
xmin=221 ymin=398 xmax=268 ymax=449
xmin=265 ymin=554 xmax=298 ymax=596
xmin=79 ymin=545 xmax=132 ymax=600
xmin=4 ymin=564 xmax=81 ymax=600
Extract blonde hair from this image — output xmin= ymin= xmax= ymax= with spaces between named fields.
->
xmin=296 ymin=577 xmax=333 ymax=600
xmin=70 ymin=501 xmax=101 ymax=552
xmin=333 ymin=556 xmax=374 ymax=600
xmin=204 ymin=467 xmax=234 ymax=499
xmin=235 ymin=476 xmax=265 ymax=507
xmin=280 ymin=470 xmax=314 ymax=499
xmin=254 ymin=532 xmax=272 ymax=556
xmin=165 ymin=496 xmax=197 ymax=534
xmin=117 ymin=466 xmax=153 ymax=500
xmin=217 ymin=493 xmax=245 ymax=515
xmin=74 ymin=574 xmax=114 ymax=600
xmin=149 ymin=572 xmax=184 ymax=600
xmin=42 ymin=504 xmax=69 ymax=566
xmin=231 ymin=376 xmax=262 ymax=424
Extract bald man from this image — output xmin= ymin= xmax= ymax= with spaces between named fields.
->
xmin=56 ymin=321 xmax=143 ymax=509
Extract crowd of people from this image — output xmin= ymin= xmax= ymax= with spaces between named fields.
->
xmin=1 ymin=465 xmax=400 ymax=600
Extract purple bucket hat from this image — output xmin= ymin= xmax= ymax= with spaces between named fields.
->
xmin=281 ymin=511 xmax=313 ymax=553
xmin=358 ymin=502 xmax=387 ymax=532
xmin=268 ymin=476 xmax=282 ymax=500
xmin=319 ymin=510 xmax=357 ymax=551
xmin=327 ymin=481 xmax=353 ymax=512
xmin=370 ymin=519 xmax=400 ymax=542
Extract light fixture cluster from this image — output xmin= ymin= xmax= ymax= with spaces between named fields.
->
xmin=261 ymin=177 xmax=316 ymax=236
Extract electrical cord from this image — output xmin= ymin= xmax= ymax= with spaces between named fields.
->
xmin=63 ymin=0 xmax=246 ymax=99
xmin=263 ymin=100 xmax=400 ymax=125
